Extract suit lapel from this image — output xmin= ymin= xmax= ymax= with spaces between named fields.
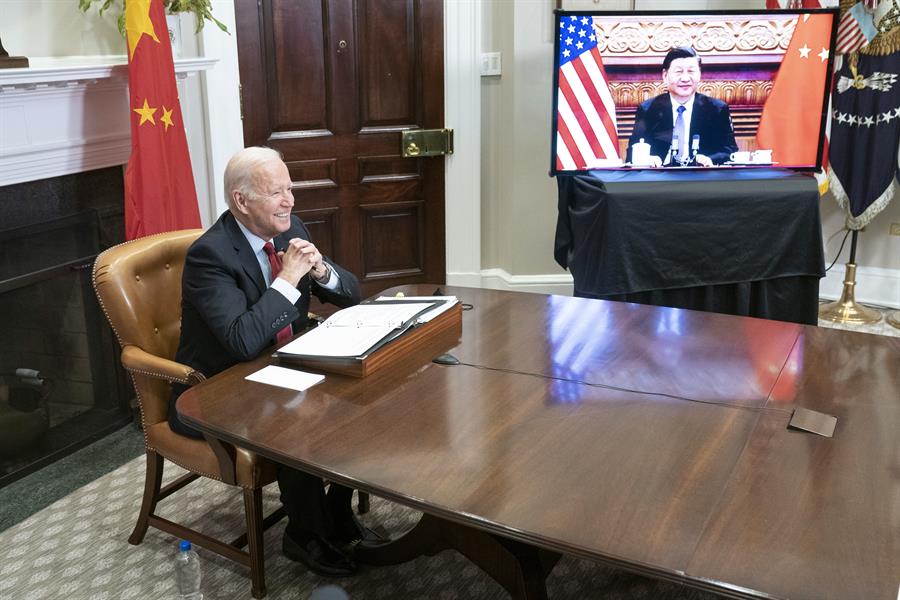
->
xmin=650 ymin=95 xmax=674 ymax=156
xmin=655 ymin=95 xmax=674 ymax=133
xmin=224 ymin=213 xmax=266 ymax=295
xmin=689 ymin=94 xmax=704 ymax=138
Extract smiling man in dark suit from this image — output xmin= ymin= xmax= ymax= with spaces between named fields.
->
xmin=169 ymin=146 xmax=375 ymax=577
xmin=627 ymin=47 xmax=738 ymax=166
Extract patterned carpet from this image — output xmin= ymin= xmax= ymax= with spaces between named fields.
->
xmin=0 ymin=455 xmax=725 ymax=600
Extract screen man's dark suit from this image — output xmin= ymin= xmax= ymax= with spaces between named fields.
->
xmin=627 ymin=92 xmax=738 ymax=165
xmin=169 ymin=210 xmax=360 ymax=436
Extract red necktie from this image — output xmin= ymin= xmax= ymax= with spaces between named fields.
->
xmin=263 ymin=242 xmax=293 ymax=345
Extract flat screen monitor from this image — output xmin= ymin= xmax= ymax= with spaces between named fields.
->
xmin=551 ymin=9 xmax=839 ymax=174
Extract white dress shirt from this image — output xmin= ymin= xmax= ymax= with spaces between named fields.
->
xmin=235 ymin=219 xmax=339 ymax=306
xmin=669 ymin=93 xmax=695 ymax=161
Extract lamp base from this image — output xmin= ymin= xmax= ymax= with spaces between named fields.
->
xmin=887 ymin=311 xmax=900 ymax=330
xmin=818 ymin=263 xmax=882 ymax=325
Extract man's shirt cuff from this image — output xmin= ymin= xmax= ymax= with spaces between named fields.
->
xmin=315 ymin=264 xmax=340 ymax=290
xmin=271 ymin=277 xmax=301 ymax=304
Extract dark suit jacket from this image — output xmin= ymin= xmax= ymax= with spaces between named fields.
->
xmin=626 ymin=92 xmax=738 ymax=165
xmin=169 ymin=211 xmax=361 ymax=436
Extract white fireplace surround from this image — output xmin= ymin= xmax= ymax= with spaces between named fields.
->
xmin=0 ymin=56 xmax=215 ymax=188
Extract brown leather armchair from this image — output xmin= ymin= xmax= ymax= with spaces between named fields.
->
xmin=92 ymin=229 xmax=283 ymax=599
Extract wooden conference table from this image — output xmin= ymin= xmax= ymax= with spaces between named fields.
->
xmin=178 ymin=285 xmax=900 ymax=600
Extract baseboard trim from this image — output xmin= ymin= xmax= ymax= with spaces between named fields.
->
xmin=820 ymin=264 xmax=900 ymax=309
xmin=446 ymin=269 xmax=574 ymax=295
xmin=449 ymin=266 xmax=899 ymax=309
xmin=446 ymin=272 xmax=485 ymax=289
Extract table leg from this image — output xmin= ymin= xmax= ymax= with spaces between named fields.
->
xmin=203 ymin=433 xmax=236 ymax=485
xmin=356 ymin=513 xmax=560 ymax=600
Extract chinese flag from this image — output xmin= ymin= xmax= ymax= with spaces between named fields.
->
xmin=756 ymin=14 xmax=834 ymax=167
xmin=124 ymin=0 xmax=200 ymax=240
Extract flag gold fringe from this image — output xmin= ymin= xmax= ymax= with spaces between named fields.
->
xmin=816 ymin=170 xmax=830 ymax=195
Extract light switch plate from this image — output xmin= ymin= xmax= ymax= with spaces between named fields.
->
xmin=481 ymin=52 xmax=502 ymax=77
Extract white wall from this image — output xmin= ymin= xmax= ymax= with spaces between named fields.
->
xmin=195 ymin=1 xmax=244 ymax=223
xmin=2 ymin=2 xmax=124 ymax=56
xmin=481 ymin=0 xmax=561 ymax=281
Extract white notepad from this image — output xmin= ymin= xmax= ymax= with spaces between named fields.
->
xmin=277 ymin=300 xmax=438 ymax=358
xmin=244 ymin=365 xmax=324 ymax=391
xmin=278 ymin=324 xmax=396 ymax=358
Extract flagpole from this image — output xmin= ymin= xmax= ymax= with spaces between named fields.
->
xmin=818 ymin=229 xmax=883 ymax=324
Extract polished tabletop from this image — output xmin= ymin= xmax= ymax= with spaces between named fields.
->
xmin=178 ymin=285 xmax=900 ymax=600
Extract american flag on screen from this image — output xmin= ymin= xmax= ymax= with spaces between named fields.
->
xmin=556 ymin=14 xmax=619 ymax=170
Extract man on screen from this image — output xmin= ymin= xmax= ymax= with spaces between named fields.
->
xmin=627 ymin=47 xmax=738 ymax=167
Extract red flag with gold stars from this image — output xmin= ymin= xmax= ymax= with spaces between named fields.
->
xmin=756 ymin=13 xmax=836 ymax=167
xmin=124 ymin=0 xmax=200 ymax=240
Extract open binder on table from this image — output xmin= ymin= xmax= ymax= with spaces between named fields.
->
xmin=273 ymin=296 xmax=462 ymax=377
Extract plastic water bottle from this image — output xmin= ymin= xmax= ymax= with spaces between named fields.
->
xmin=174 ymin=540 xmax=203 ymax=600
xmin=310 ymin=586 xmax=349 ymax=599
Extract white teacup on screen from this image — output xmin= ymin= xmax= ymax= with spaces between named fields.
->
xmin=752 ymin=149 xmax=773 ymax=163
xmin=631 ymin=138 xmax=652 ymax=165
xmin=730 ymin=151 xmax=751 ymax=163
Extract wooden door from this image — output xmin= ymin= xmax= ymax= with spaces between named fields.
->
xmin=236 ymin=0 xmax=446 ymax=302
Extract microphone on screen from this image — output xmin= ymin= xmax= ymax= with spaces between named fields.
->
xmin=690 ymin=134 xmax=700 ymax=164
xmin=667 ymin=136 xmax=680 ymax=167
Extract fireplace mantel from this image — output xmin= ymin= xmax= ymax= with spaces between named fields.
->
xmin=0 ymin=56 xmax=216 ymax=187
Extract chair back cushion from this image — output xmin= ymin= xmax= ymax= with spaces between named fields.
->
xmin=93 ymin=230 xmax=202 ymax=362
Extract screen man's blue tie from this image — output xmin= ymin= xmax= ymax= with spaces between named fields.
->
xmin=675 ymin=104 xmax=687 ymax=162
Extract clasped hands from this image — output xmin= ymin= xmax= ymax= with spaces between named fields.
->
xmin=276 ymin=238 xmax=329 ymax=286
xmin=658 ymin=153 xmax=713 ymax=167
xmin=694 ymin=154 xmax=713 ymax=167
xmin=637 ymin=154 xmax=712 ymax=168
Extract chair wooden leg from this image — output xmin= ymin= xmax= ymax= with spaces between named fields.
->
xmin=129 ymin=450 xmax=163 ymax=545
xmin=243 ymin=487 xmax=267 ymax=599
xmin=358 ymin=491 xmax=370 ymax=514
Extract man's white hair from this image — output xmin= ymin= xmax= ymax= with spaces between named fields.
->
xmin=223 ymin=146 xmax=283 ymax=210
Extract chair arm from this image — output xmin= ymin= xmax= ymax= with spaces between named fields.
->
xmin=120 ymin=346 xmax=206 ymax=386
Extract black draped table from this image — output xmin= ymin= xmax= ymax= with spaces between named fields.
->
xmin=554 ymin=169 xmax=826 ymax=325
